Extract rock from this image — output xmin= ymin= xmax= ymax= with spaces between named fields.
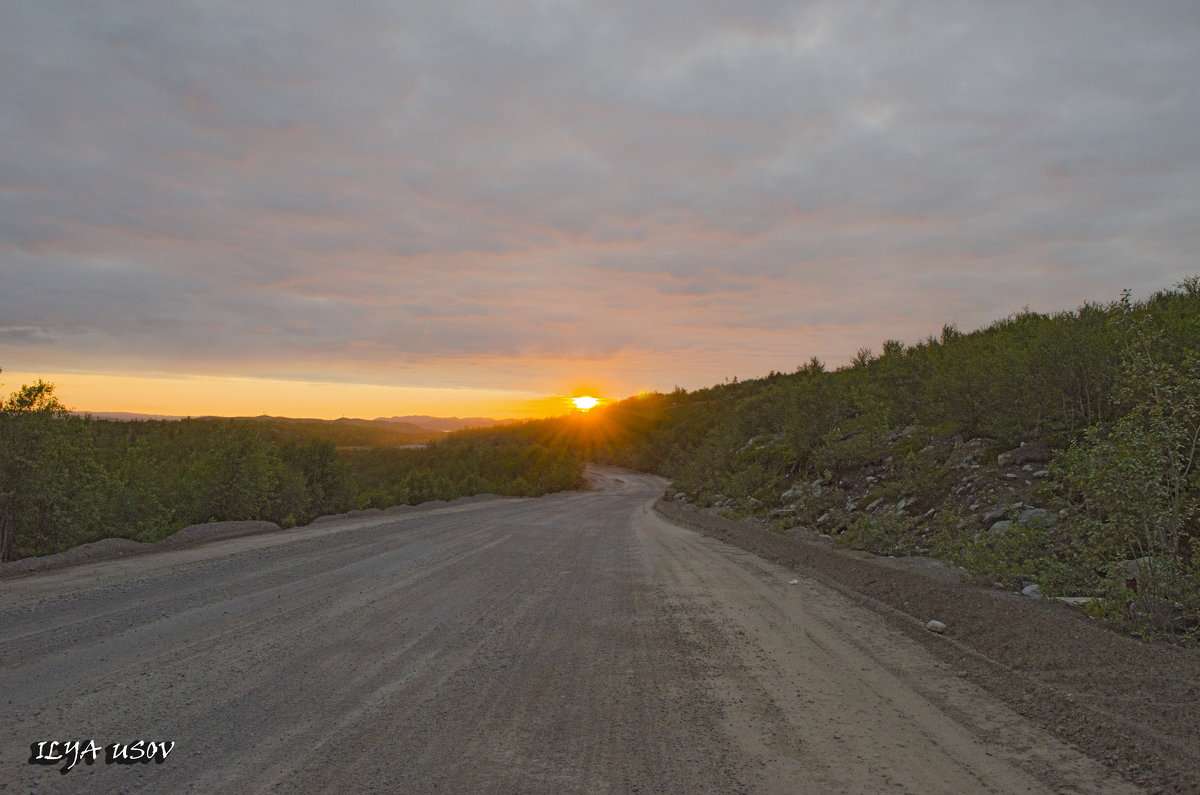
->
xmin=1129 ymin=596 xmax=1191 ymax=633
xmin=926 ymin=620 xmax=947 ymax=634
xmin=769 ymin=507 xmax=796 ymax=519
xmin=162 ymin=520 xmax=282 ymax=546
xmin=997 ymin=443 xmax=1052 ymax=467
xmin=983 ymin=503 xmax=1024 ymax=524
xmin=1033 ymin=469 xmax=1049 ymax=478
xmin=866 ymin=498 xmax=885 ymax=511
xmin=1021 ymin=583 xmax=1044 ymax=599
xmin=1019 ymin=508 xmax=1051 ymax=524
xmin=1121 ymin=556 xmax=1155 ymax=581
xmin=748 ymin=497 xmax=763 ymax=508
xmin=982 ymin=506 xmax=1051 ymax=532
xmin=944 ymin=444 xmax=981 ymax=469
xmin=1057 ymin=596 xmax=1094 ymax=606
xmin=778 ymin=481 xmax=821 ymax=504
xmin=1119 ymin=556 xmax=1167 ymax=591
xmin=817 ymin=512 xmax=829 ymax=523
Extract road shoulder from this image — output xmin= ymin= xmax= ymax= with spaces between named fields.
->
xmin=655 ymin=498 xmax=1200 ymax=792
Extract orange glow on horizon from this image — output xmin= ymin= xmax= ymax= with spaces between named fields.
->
xmin=0 ymin=371 xmax=571 ymax=421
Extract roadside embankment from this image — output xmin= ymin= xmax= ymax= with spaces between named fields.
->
xmin=0 ymin=494 xmax=512 ymax=579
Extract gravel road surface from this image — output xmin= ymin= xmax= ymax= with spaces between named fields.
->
xmin=1 ymin=467 xmax=1138 ymax=793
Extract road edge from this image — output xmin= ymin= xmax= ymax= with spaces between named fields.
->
xmin=654 ymin=498 xmax=1200 ymax=793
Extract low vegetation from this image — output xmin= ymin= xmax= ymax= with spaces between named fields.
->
xmin=584 ymin=279 xmax=1200 ymax=644
xmin=4 ymin=278 xmax=1197 ymax=643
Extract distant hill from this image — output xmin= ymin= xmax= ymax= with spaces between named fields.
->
xmin=72 ymin=412 xmax=444 ymax=447
xmin=247 ymin=415 xmax=431 ymax=435
xmin=374 ymin=415 xmax=508 ymax=432
xmin=75 ymin=411 xmax=190 ymax=421
xmin=242 ymin=416 xmax=441 ymax=447
xmin=73 ymin=411 xmax=502 ymax=434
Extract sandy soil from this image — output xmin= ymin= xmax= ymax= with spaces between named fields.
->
xmin=0 ymin=468 xmax=1162 ymax=792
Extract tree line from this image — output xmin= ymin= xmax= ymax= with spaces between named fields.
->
xmin=0 ymin=386 xmax=584 ymax=562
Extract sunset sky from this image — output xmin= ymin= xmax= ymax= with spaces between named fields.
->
xmin=3 ymin=2 xmax=1199 ymax=419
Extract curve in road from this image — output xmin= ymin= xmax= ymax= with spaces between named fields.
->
xmin=0 ymin=467 xmax=1135 ymax=793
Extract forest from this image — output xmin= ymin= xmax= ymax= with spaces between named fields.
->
xmin=3 ymin=278 xmax=1197 ymax=640
xmin=0 ymin=394 xmax=584 ymax=562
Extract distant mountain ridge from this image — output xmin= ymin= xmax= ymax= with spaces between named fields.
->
xmin=74 ymin=411 xmax=504 ymax=434
xmin=374 ymin=415 xmax=510 ymax=432
xmin=242 ymin=415 xmax=428 ymax=435
xmin=76 ymin=411 xmax=189 ymax=421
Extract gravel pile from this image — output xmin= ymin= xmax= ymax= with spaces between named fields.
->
xmin=0 ymin=538 xmax=148 ymax=577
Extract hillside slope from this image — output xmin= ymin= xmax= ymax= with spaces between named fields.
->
xmin=589 ymin=279 xmax=1200 ymax=643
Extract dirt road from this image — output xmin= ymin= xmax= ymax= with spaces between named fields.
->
xmin=1 ymin=468 xmax=1137 ymax=793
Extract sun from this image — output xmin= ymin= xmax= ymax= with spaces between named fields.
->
xmin=572 ymin=396 xmax=600 ymax=411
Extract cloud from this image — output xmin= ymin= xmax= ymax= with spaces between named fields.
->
xmin=0 ymin=327 xmax=54 ymax=345
xmin=2 ymin=1 xmax=1199 ymax=401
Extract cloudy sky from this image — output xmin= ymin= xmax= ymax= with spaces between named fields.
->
xmin=3 ymin=1 xmax=1198 ymax=417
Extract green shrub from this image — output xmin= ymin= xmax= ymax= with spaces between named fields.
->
xmin=834 ymin=509 xmax=920 ymax=557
